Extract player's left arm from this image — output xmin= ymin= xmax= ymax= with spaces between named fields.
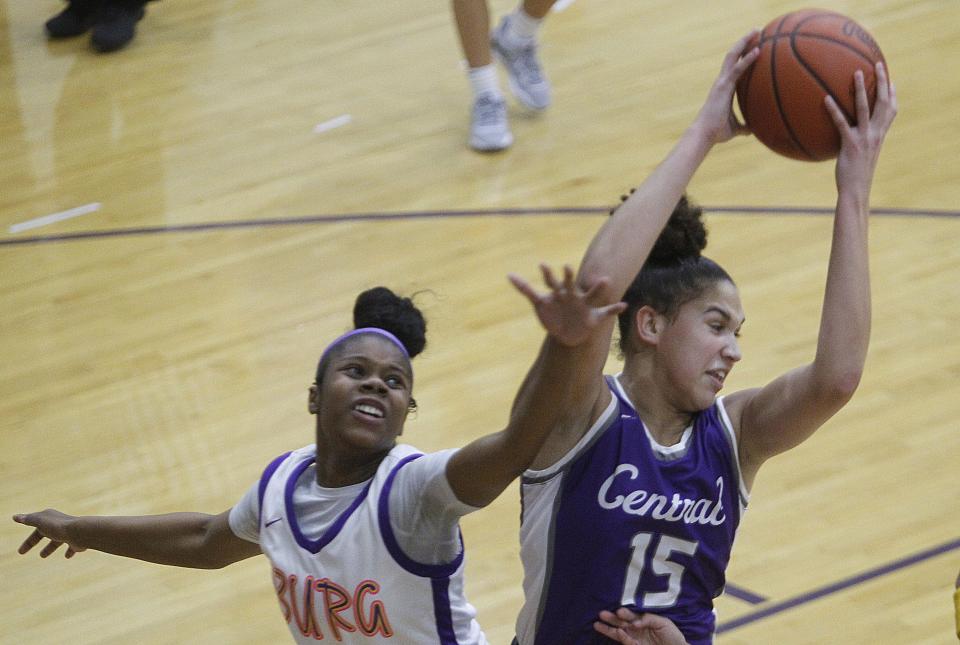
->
xmin=727 ymin=62 xmax=897 ymax=482
xmin=14 ymin=508 xmax=261 ymax=569
xmin=445 ymin=265 xmax=625 ymax=508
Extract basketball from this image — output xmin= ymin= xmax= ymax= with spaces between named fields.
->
xmin=735 ymin=9 xmax=886 ymax=161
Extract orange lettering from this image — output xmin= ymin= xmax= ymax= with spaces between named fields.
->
xmin=354 ymin=580 xmax=393 ymax=637
xmin=270 ymin=568 xmax=393 ymax=640
xmin=286 ymin=574 xmax=324 ymax=640
xmin=316 ymin=578 xmax=356 ymax=641
xmin=273 ymin=567 xmax=291 ymax=623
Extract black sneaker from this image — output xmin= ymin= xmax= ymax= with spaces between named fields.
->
xmin=45 ymin=0 xmax=102 ymax=39
xmin=90 ymin=0 xmax=146 ymax=52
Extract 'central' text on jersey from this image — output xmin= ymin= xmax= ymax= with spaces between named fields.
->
xmin=515 ymin=376 xmax=749 ymax=645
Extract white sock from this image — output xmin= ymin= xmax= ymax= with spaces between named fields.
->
xmin=468 ymin=64 xmax=501 ymax=98
xmin=506 ymin=6 xmax=541 ymax=42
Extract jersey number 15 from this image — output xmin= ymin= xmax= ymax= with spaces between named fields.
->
xmin=621 ymin=532 xmax=699 ymax=608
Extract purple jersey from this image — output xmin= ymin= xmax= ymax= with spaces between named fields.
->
xmin=515 ymin=376 xmax=748 ymax=645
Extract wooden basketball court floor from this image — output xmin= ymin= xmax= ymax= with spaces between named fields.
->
xmin=1 ymin=0 xmax=957 ymax=643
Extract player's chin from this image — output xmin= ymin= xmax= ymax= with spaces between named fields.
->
xmin=689 ymin=385 xmax=719 ymax=411
xmin=342 ymin=424 xmax=397 ymax=451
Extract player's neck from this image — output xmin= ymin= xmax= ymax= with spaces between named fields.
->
xmin=617 ymin=371 xmax=691 ymax=446
xmin=312 ymin=445 xmax=387 ymax=487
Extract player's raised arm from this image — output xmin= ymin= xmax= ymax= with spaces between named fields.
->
xmin=505 ymin=33 xmax=760 ymax=466
xmin=729 ymin=62 xmax=897 ymax=476
xmin=13 ymin=508 xmax=260 ymax=569
xmin=444 ymin=265 xmax=625 ymax=508
xmin=578 ymin=30 xmax=759 ymax=302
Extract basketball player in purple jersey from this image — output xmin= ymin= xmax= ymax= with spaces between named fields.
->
xmin=509 ymin=32 xmax=897 ymax=644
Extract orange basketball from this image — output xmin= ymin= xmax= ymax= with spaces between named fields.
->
xmin=735 ymin=9 xmax=886 ymax=161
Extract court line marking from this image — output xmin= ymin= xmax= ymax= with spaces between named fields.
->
xmin=313 ymin=114 xmax=352 ymax=134
xmin=8 ymin=202 xmax=102 ymax=234
xmin=717 ymin=536 xmax=960 ymax=633
xmin=723 ymin=583 xmax=767 ymax=605
xmin=1 ymin=205 xmax=957 ymax=247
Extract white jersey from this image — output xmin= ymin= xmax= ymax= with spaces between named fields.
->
xmin=236 ymin=444 xmax=487 ymax=644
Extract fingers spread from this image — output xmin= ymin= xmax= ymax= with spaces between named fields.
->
xmin=824 ymin=95 xmax=851 ymax=136
xmin=508 ymin=273 xmax=540 ymax=303
xmin=561 ymin=265 xmax=575 ymax=290
xmin=597 ymin=609 xmax=619 ymax=623
xmin=599 ymin=302 xmax=628 ymax=319
xmin=875 ymin=62 xmax=890 ymax=102
xmin=540 ymin=264 xmax=561 ymax=291
xmin=854 ymin=69 xmax=870 ymax=124
xmin=18 ymin=529 xmax=43 ymax=555
xmin=593 ymin=621 xmax=619 ymax=639
xmin=40 ymin=540 xmax=63 ymax=558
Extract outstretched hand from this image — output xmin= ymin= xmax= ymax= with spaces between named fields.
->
xmin=509 ymin=264 xmax=625 ymax=347
xmin=824 ymin=61 xmax=897 ymax=197
xmin=594 ymin=608 xmax=689 ymax=645
xmin=13 ymin=510 xmax=85 ymax=559
xmin=693 ymin=29 xmax=761 ymax=145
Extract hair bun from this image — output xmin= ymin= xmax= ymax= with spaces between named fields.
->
xmin=648 ymin=195 xmax=707 ymax=265
xmin=353 ymin=287 xmax=427 ymax=358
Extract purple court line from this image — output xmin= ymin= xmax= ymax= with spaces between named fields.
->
xmin=716 ymin=536 xmax=960 ymax=634
xmin=0 ymin=208 xmax=600 ymax=247
xmin=1 ymin=205 xmax=958 ymax=247
xmin=723 ymin=583 xmax=767 ymax=605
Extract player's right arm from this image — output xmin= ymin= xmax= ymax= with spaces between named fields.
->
xmin=13 ymin=508 xmax=260 ymax=569
xmin=520 ymin=31 xmax=761 ymax=468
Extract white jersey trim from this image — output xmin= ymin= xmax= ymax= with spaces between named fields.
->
xmin=522 ymin=393 xmax=618 ymax=481
xmin=612 ymin=373 xmax=694 ymax=457
xmin=715 ymin=396 xmax=750 ymax=510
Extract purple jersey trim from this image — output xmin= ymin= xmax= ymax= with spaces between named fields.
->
xmin=377 ymin=453 xmax=466 ymax=579
xmin=379 ymin=454 xmax=465 ymax=644
xmin=257 ymin=451 xmax=292 ymax=528
xmin=431 ymin=577 xmax=460 ymax=645
xmin=282 ymin=455 xmax=374 ymax=554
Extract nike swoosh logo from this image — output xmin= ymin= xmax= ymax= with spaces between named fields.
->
xmin=265 ymin=517 xmax=283 ymax=528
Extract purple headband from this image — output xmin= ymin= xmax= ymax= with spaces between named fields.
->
xmin=318 ymin=327 xmax=410 ymax=367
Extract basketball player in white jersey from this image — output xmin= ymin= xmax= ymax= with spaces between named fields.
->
xmin=14 ymin=269 xmax=628 ymax=643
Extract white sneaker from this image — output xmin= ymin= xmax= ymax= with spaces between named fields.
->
xmin=469 ymin=93 xmax=513 ymax=152
xmin=490 ymin=16 xmax=551 ymax=110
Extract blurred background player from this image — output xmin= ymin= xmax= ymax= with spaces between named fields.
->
xmin=451 ymin=0 xmax=559 ymax=151
xmin=44 ymin=0 xmax=154 ymax=52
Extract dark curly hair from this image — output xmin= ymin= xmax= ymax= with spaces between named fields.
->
xmin=315 ymin=287 xmax=426 ymax=385
xmin=615 ymin=194 xmax=734 ymax=354
xmin=352 ymin=287 xmax=427 ymax=358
